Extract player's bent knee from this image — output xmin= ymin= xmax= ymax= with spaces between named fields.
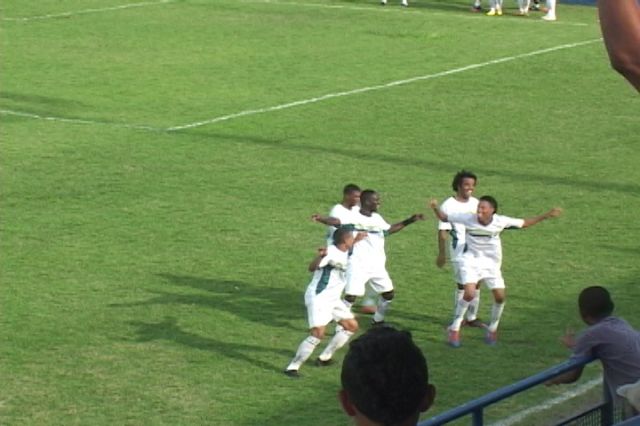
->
xmin=311 ymin=327 xmax=325 ymax=339
xmin=381 ymin=290 xmax=394 ymax=301
xmin=341 ymin=319 xmax=359 ymax=333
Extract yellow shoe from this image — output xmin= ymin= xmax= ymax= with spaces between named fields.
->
xmin=496 ymin=8 xmax=503 ymax=15
xmin=486 ymin=8 xmax=496 ymax=15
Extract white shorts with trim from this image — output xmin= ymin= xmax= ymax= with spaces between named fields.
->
xmin=459 ymin=259 xmax=505 ymax=290
xmin=345 ymin=266 xmax=393 ymax=296
xmin=305 ymin=291 xmax=355 ymax=328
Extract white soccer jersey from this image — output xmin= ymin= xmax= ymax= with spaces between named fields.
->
xmin=305 ymin=245 xmax=350 ymax=299
xmin=348 ymin=211 xmax=391 ymax=268
xmin=446 ymin=212 xmax=525 ymax=267
xmin=326 ymin=204 xmax=360 ymax=244
xmin=438 ymin=196 xmax=479 ymax=262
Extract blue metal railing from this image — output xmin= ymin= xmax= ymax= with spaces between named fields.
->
xmin=419 ymin=355 xmax=599 ymax=426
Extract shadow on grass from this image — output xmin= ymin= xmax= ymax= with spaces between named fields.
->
xmin=175 ymin=129 xmax=640 ymax=196
xmin=129 ymin=316 xmax=290 ymax=372
xmin=110 ymin=274 xmax=302 ymax=330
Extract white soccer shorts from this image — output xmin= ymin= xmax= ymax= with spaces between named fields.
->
xmin=305 ymin=293 xmax=355 ymax=328
xmin=345 ymin=267 xmax=394 ymax=296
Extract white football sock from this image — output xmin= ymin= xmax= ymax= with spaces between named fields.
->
xmin=318 ymin=329 xmax=354 ymax=361
xmin=466 ymin=289 xmax=481 ymax=321
xmin=474 ymin=0 xmax=481 ymax=7
xmin=373 ymin=298 xmax=392 ymax=323
xmin=546 ymin=0 xmax=555 ymax=12
xmin=451 ymin=298 xmax=471 ymax=331
xmin=488 ymin=302 xmax=505 ymax=333
xmin=286 ymin=335 xmax=320 ymax=370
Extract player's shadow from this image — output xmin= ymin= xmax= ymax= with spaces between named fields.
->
xmin=110 ymin=274 xmax=303 ymax=330
xmin=129 ymin=316 xmax=290 ymax=372
xmin=0 ymin=91 xmax=89 ymax=114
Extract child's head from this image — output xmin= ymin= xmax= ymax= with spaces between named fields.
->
xmin=578 ymin=286 xmax=615 ymax=324
xmin=333 ymin=227 xmax=355 ymax=249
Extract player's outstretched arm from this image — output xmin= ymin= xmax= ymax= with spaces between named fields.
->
xmin=522 ymin=207 xmax=563 ymax=228
xmin=428 ymin=199 xmax=448 ymax=222
xmin=598 ymin=0 xmax=640 ymax=92
xmin=311 ymin=214 xmax=341 ymax=227
xmin=308 ymin=247 xmax=327 ymax=272
xmin=388 ymin=214 xmax=425 ymax=235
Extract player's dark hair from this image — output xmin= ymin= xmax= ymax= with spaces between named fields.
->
xmin=579 ymin=286 xmax=615 ymax=320
xmin=333 ymin=227 xmax=350 ymax=245
xmin=360 ymin=189 xmax=376 ymax=203
xmin=343 ymin=184 xmax=361 ymax=195
xmin=341 ymin=327 xmax=429 ymax=426
xmin=451 ymin=170 xmax=477 ymax=192
xmin=479 ymin=195 xmax=498 ymax=213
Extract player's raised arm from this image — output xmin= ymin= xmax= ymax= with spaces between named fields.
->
xmin=428 ymin=199 xmax=448 ymax=222
xmin=388 ymin=213 xmax=424 ymax=235
xmin=522 ymin=207 xmax=563 ymax=228
xmin=311 ymin=214 xmax=341 ymax=227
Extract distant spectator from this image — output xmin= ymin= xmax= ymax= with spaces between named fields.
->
xmin=339 ymin=326 xmax=436 ymax=426
xmin=547 ymin=286 xmax=640 ymax=419
xmin=597 ymin=0 xmax=640 ymax=92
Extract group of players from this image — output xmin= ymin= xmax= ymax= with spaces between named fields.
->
xmin=383 ymin=0 xmax=558 ymax=21
xmin=285 ymin=171 xmax=562 ymax=377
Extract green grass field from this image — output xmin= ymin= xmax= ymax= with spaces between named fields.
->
xmin=1 ymin=0 xmax=639 ymax=425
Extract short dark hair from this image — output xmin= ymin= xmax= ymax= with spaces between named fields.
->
xmin=333 ymin=227 xmax=351 ymax=245
xmin=360 ymin=189 xmax=377 ymax=203
xmin=451 ymin=170 xmax=477 ymax=192
xmin=579 ymin=286 xmax=615 ymax=320
xmin=343 ymin=184 xmax=361 ymax=195
xmin=479 ymin=195 xmax=498 ymax=213
xmin=341 ymin=327 xmax=429 ymax=426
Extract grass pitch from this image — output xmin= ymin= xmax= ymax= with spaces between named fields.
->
xmin=1 ymin=0 xmax=639 ymax=425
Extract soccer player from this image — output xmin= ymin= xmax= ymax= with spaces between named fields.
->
xmin=284 ymin=228 xmax=363 ymax=377
xmin=344 ymin=190 xmax=424 ymax=325
xmin=311 ymin=184 xmax=378 ymax=315
xmin=486 ymin=0 xmax=503 ymax=16
xmin=429 ymin=196 xmax=562 ymax=347
xmin=546 ymin=286 xmax=640 ymax=419
xmin=435 ymin=170 xmax=482 ymax=328
xmin=339 ymin=326 xmax=436 ymax=426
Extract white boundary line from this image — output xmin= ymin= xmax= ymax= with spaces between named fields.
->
xmin=244 ymin=0 xmax=590 ymax=27
xmin=490 ymin=378 xmax=602 ymax=426
xmin=0 ymin=109 xmax=163 ymax=132
xmin=167 ymin=38 xmax=601 ymax=131
xmin=2 ymin=0 xmax=173 ymax=22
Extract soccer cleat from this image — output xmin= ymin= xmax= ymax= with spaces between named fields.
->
xmin=496 ymin=8 xmax=503 ymax=15
xmin=541 ymin=13 xmax=556 ymax=21
xmin=284 ymin=369 xmax=300 ymax=378
xmin=486 ymin=8 xmax=496 ymax=15
xmin=315 ymin=358 xmax=334 ymax=367
xmin=462 ymin=318 xmax=486 ymax=328
xmin=371 ymin=318 xmax=385 ymax=327
xmin=471 ymin=5 xmax=482 ymax=12
xmin=485 ymin=330 xmax=498 ymax=345
xmin=447 ymin=328 xmax=461 ymax=348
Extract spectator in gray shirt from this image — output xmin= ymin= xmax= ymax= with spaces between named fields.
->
xmin=547 ymin=286 xmax=640 ymax=419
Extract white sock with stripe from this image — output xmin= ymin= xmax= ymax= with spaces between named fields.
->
xmin=286 ymin=335 xmax=321 ymax=370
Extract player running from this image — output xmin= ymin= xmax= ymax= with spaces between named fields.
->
xmin=284 ymin=228 xmax=364 ymax=377
xmin=435 ymin=170 xmax=482 ymax=328
xmin=429 ymin=196 xmax=562 ymax=347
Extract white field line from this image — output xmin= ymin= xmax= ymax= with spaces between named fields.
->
xmin=2 ymin=0 xmax=173 ymax=22
xmin=167 ymin=38 xmax=601 ymax=131
xmin=244 ymin=0 xmax=590 ymax=27
xmin=490 ymin=378 xmax=602 ymax=426
xmin=0 ymin=109 xmax=163 ymax=132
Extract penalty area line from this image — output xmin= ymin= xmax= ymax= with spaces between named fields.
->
xmin=489 ymin=378 xmax=602 ymax=426
xmin=2 ymin=0 xmax=174 ymax=22
xmin=167 ymin=38 xmax=601 ymax=131
xmin=0 ymin=109 xmax=164 ymax=132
